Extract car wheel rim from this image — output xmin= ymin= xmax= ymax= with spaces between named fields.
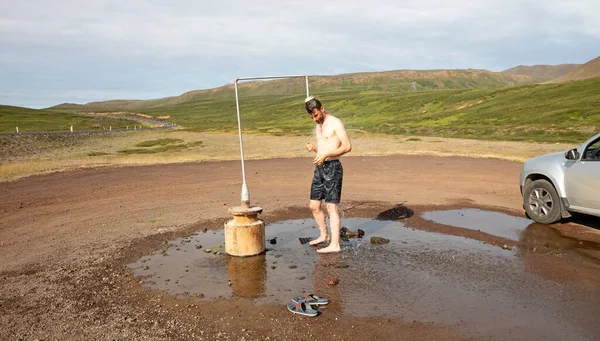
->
xmin=528 ymin=188 xmax=553 ymax=217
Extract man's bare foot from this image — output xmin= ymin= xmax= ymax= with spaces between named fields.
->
xmin=309 ymin=236 xmax=330 ymax=246
xmin=317 ymin=245 xmax=341 ymax=253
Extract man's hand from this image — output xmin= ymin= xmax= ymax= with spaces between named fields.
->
xmin=313 ymin=153 xmax=327 ymax=166
xmin=305 ymin=142 xmax=316 ymax=153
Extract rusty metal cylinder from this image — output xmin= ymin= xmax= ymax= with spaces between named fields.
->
xmin=224 ymin=206 xmax=265 ymax=257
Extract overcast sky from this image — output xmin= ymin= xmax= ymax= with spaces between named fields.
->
xmin=1 ymin=0 xmax=599 ymax=108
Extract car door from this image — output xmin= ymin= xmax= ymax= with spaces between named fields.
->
xmin=564 ymin=137 xmax=600 ymax=210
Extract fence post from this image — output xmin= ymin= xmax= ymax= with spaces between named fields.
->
xmin=16 ymin=126 xmax=19 ymax=133
xmin=70 ymin=125 xmax=73 ymax=133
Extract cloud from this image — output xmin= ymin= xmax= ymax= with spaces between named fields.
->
xmin=0 ymin=0 xmax=599 ymax=108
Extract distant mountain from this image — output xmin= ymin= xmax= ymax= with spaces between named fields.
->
xmin=50 ymin=68 xmax=539 ymax=112
xmin=547 ymin=56 xmax=600 ymax=83
xmin=501 ymin=64 xmax=580 ymax=82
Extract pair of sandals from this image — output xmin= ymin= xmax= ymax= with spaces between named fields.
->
xmin=286 ymin=294 xmax=329 ymax=317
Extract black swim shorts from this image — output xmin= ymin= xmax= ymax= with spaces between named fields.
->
xmin=310 ymin=160 xmax=343 ymax=204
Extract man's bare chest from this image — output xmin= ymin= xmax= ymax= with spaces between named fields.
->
xmin=316 ymin=124 xmax=337 ymax=140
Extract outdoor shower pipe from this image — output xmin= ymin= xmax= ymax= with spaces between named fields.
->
xmin=234 ymin=75 xmax=310 ymax=206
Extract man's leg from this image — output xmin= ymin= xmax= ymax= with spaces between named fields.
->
xmin=317 ymin=203 xmax=341 ymax=253
xmin=309 ymin=199 xmax=329 ymax=245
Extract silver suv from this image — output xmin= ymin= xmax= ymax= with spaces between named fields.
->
xmin=520 ymin=132 xmax=600 ymax=224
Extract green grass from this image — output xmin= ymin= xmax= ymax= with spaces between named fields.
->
xmin=0 ymin=105 xmax=138 ymax=132
xmin=118 ymin=139 xmax=202 ymax=154
xmin=87 ymin=151 xmax=111 ymax=157
xmin=2 ymin=76 xmax=600 ymax=144
xmin=135 ymin=138 xmax=185 ymax=147
xmin=125 ymin=76 xmax=599 ymax=143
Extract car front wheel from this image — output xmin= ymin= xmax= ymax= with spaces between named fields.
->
xmin=523 ymin=179 xmax=562 ymax=224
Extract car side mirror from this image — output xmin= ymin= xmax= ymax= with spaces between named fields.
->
xmin=565 ymin=148 xmax=580 ymax=160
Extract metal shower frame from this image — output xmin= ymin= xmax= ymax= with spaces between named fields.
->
xmin=234 ymin=75 xmax=310 ymax=206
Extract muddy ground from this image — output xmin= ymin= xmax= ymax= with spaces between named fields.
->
xmin=1 ymin=155 xmax=600 ymax=340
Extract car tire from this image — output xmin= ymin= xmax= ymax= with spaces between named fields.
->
xmin=523 ymin=179 xmax=562 ymax=224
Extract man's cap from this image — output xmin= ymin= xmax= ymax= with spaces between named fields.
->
xmin=304 ymin=96 xmax=315 ymax=103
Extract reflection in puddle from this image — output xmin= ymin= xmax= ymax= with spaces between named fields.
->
xmin=421 ymin=209 xmax=531 ymax=240
xmin=227 ymin=254 xmax=267 ymax=298
xmin=129 ymin=217 xmax=600 ymax=341
xmin=518 ymin=223 xmax=600 ymax=264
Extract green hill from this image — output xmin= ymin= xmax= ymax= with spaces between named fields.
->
xmin=4 ymin=69 xmax=600 ymax=143
xmin=50 ymin=68 xmax=537 ymax=112
xmin=0 ymin=105 xmax=138 ymax=132
xmin=68 ymin=76 xmax=599 ymax=143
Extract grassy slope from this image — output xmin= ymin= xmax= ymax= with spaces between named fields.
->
xmin=4 ymin=72 xmax=600 ymax=143
xmin=126 ymin=76 xmax=600 ymax=143
xmin=0 ymin=105 xmax=139 ymax=132
xmin=50 ymin=69 xmax=535 ymax=112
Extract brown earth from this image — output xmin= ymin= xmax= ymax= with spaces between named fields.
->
xmin=548 ymin=55 xmax=600 ymax=83
xmin=1 ymin=155 xmax=600 ymax=340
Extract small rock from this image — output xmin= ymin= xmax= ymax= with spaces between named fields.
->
xmin=296 ymin=276 xmax=306 ymax=280
xmin=195 ymin=245 xmax=203 ymax=249
xmin=326 ymin=277 xmax=339 ymax=286
xmin=269 ymin=238 xmax=277 ymax=245
xmin=370 ymin=237 xmax=390 ymax=244
xmin=288 ymin=265 xmax=297 ymax=269
xmin=501 ymin=244 xmax=512 ymax=250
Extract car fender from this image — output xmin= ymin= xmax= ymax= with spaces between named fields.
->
xmin=520 ymin=152 xmax=568 ymax=197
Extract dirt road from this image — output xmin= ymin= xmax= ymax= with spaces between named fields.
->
xmin=1 ymin=155 xmax=600 ymax=340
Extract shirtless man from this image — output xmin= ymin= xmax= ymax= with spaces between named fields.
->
xmin=304 ymin=96 xmax=352 ymax=253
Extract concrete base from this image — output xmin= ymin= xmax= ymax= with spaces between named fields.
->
xmin=224 ymin=206 xmax=265 ymax=257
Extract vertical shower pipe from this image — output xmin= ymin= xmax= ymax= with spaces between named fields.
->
xmin=234 ymin=75 xmax=310 ymax=208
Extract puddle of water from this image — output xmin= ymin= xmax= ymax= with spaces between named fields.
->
xmin=128 ymin=217 xmax=600 ymax=341
xmin=129 ymin=218 xmax=508 ymax=301
xmin=421 ymin=209 xmax=531 ymax=240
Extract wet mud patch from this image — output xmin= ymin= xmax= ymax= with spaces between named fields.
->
xmin=129 ymin=218 xmax=510 ymax=304
xmin=408 ymin=206 xmax=600 ymax=287
xmin=129 ymin=211 xmax=600 ymax=341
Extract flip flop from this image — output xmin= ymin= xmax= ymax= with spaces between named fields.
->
xmin=286 ymin=301 xmax=319 ymax=317
xmin=292 ymin=294 xmax=329 ymax=306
